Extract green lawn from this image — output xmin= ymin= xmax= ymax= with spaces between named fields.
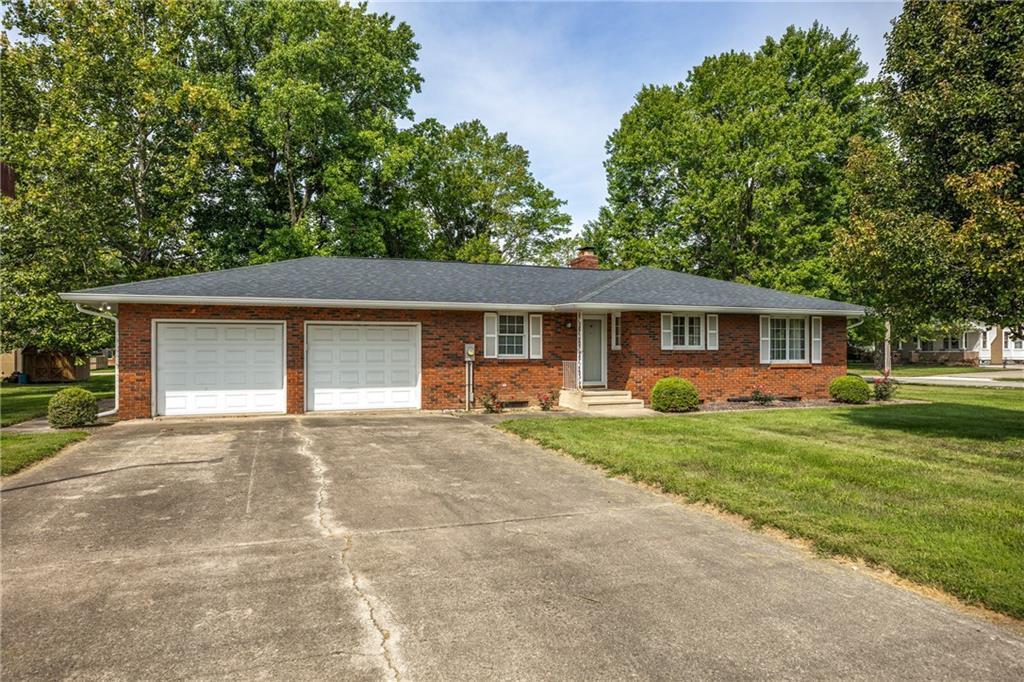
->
xmin=1 ymin=430 xmax=88 ymax=476
xmin=500 ymin=385 xmax=1024 ymax=619
xmin=0 ymin=371 xmax=114 ymax=427
xmin=848 ymin=362 xmax=1007 ymax=377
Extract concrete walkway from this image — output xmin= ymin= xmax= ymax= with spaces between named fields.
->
xmin=2 ymin=413 xmax=1022 ymax=679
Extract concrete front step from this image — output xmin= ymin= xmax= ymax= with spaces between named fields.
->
xmin=559 ymin=388 xmax=648 ymax=412
xmin=579 ymin=396 xmax=646 ymax=407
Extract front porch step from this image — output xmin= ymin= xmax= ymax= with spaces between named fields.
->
xmin=579 ymin=396 xmax=645 ymax=406
xmin=559 ymin=388 xmax=648 ymax=412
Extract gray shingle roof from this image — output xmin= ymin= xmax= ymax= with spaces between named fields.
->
xmin=62 ymin=256 xmax=864 ymax=315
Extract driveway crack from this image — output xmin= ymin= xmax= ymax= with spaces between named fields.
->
xmin=293 ymin=419 xmax=403 ymax=681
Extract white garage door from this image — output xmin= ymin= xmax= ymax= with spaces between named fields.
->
xmin=155 ymin=322 xmax=286 ymax=416
xmin=306 ymin=324 xmax=420 ymax=411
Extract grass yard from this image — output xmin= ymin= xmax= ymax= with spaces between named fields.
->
xmin=1 ymin=430 xmax=88 ymax=476
xmin=847 ymin=362 xmax=1008 ymax=377
xmin=0 ymin=370 xmax=114 ymax=427
xmin=501 ymin=385 xmax=1024 ymax=619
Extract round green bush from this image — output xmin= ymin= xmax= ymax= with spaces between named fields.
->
xmin=828 ymin=375 xmax=871 ymax=404
xmin=47 ymin=387 xmax=98 ymax=428
xmin=651 ymin=377 xmax=700 ymax=412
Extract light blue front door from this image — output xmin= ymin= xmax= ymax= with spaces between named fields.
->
xmin=582 ymin=318 xmax=604 ymax=385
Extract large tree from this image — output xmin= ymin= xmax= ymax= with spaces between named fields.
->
xmin=587 ymin=23 xmax=879 ymax=299
xmin=836 ymin=1 xmax=1024 ymax=335
xmin=1 ymin=0 xmax=247 ymax=355
xmin=409 ymin=119 xmax=571 ymax=264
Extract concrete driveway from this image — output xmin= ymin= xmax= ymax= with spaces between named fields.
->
xmin=2 ymin=414 xmax=1022 ymax=680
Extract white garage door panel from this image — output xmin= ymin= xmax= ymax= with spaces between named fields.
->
xmin=156 ymin=323 xmax=286 ymax=416
xmin=307 ymin=324 xmax=420 ymax=411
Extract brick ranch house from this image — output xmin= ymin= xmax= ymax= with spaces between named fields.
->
xmin=61 ymin=249 xmax=864 ymax=420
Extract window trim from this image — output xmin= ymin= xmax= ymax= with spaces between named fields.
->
xmin=670 ymin=314 xmax=704 ymax=351
xmin=611 ymin=313 xmax=621 ymax=350
xmin=767 ymin=315 xmax=809 ymax=364
xmin=496 ymin=312 xmax=528 ymax=359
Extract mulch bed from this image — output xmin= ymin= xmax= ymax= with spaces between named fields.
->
xmin=695 ymin=398 xmax=924 ymax=413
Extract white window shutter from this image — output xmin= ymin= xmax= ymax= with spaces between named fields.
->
xmin=811 ymin=316 xmax=822 ymax=364
xmin=529 ymin=314 xmax=543 ymax=359
xmin=483 ymin=313 xmax=498 ymax=358
xmin=759 ymin=315 xmax=771 ymax=364
xmin=706 ymin=314 xmax=719 ymax=351
xmin=661 ymin=313 xmax=673 ymax=350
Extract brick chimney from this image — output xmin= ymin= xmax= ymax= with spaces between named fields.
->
xmin=569 ymin=245 xmax=599 ymax=269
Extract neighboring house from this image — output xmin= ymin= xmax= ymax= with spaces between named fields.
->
xmin=899 ymin=325 xmax=1024 ymax=365
xmin=60 ymin=248 xmax=864 ymax=420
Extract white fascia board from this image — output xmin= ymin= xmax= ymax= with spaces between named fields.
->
xmin=556 ymin=302 xmax=865 ymax=317
xmin=60 ymin=292 xmax=865 ymax=317
xmin=60 ymin=292 xmax=556 ymax=312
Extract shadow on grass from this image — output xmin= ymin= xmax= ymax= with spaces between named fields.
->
xmin=837 ymin=402 xmax=1024 ymax=443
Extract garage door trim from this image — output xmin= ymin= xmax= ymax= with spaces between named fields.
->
xmin=303 ymin=321 xmax=422 ymax=413
xmin=151 ymin=319 xmax=288 ymax=417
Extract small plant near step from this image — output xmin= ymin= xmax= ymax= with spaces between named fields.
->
xmin=537 ymin=392 xmax=556 ymax=411
xmin=873 ymin=375 xmax=899 ymax=401
xmin=48 ymin=387 xmax=98 ymax=428
xmin=750 ymin=385 xmax=775 ymax=406
xmin=481 ymin=392 xmax=504 ymax=413
xmin=651 ymin=377 xmax=699 ymax=412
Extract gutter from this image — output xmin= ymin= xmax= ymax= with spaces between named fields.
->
xmin=61 ymin=292 xmax=865 ymax=317
xmin=74 ymin=303 xmax=118 ymax=418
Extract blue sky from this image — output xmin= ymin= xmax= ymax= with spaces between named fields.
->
xmin=375 ymin=1 xmax=901 ymax=233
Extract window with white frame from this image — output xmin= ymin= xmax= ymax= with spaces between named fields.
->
xmin=497 ymin=314 xmax=526 ymax=357
xmin=671 ymin=315 xmax=703 ymax=349
xmin=769 ymin=317 xmax=807 ymax=362
xmin=611 ymin=313 xmax=621 ymax=350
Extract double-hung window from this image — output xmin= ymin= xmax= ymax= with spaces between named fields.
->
xmin=671 ymin=315 xmax=703 ymax=350
xmin=497 ymin=314 xmax=526 ymax=358
xmin=769 ymin=317 xmax=807 ymax=363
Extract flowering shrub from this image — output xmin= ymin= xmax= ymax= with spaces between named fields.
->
xmin=750 ymin=385 xmax=775 ymax=406
xmin=873 ymin=376 xmax=899 ymax=401
xmin=481 ymin=392 xmax=504 ymax=413
xmin=537 ymin=393 xmax=556 ymax=411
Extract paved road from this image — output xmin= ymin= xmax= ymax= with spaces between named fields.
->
xmin=862 ymin=369 xmax=1024 ymax=389
xmin=2 ymin=414 xmax=1022 ymax=680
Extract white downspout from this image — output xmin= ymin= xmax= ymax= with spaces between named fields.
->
xmin=75 ymin=303 xmax=118 ymax=417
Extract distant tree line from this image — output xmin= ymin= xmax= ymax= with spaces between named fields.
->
xmin=2 ymin=0 xmax=1021 ymax=357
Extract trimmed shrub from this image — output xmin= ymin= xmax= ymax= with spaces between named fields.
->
xmin=651 ymin=377 xmax=700 ymax=412
xmin=47 ymin=387 xmax=98 ymax=428
xmin=829 ymin=376 xmax=871 ymax=404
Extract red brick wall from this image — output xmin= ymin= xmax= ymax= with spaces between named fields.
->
xmin=607 ymin=312 xmax=847 ymax=403
xmin=117 ymin=305 xmax=847 ymax=419
xmin=116 ymin=304 xmax=574 ymax=419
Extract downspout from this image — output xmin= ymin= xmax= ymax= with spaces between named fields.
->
xmin=75 ymin=303 xmax=118 ymax=417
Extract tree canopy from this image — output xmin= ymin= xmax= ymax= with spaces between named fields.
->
xmin=836 ymin=0 xmax=1024 ymax=335
xmin=587 ymin=23 xmax=880 ymax=300
xmin=0 ymin=0 xmax=569 ymax=356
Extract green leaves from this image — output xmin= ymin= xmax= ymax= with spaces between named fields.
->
xmin=593 ymin=23 xmax=878 ymax=300
xmin=1 ymin=1 xmax=570 ymax=355
xmin=838 ymin=0 xmax=1024 ymax=335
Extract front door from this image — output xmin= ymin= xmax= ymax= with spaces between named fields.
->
xmin=582 ymin=317 xmax=605 ymax=386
